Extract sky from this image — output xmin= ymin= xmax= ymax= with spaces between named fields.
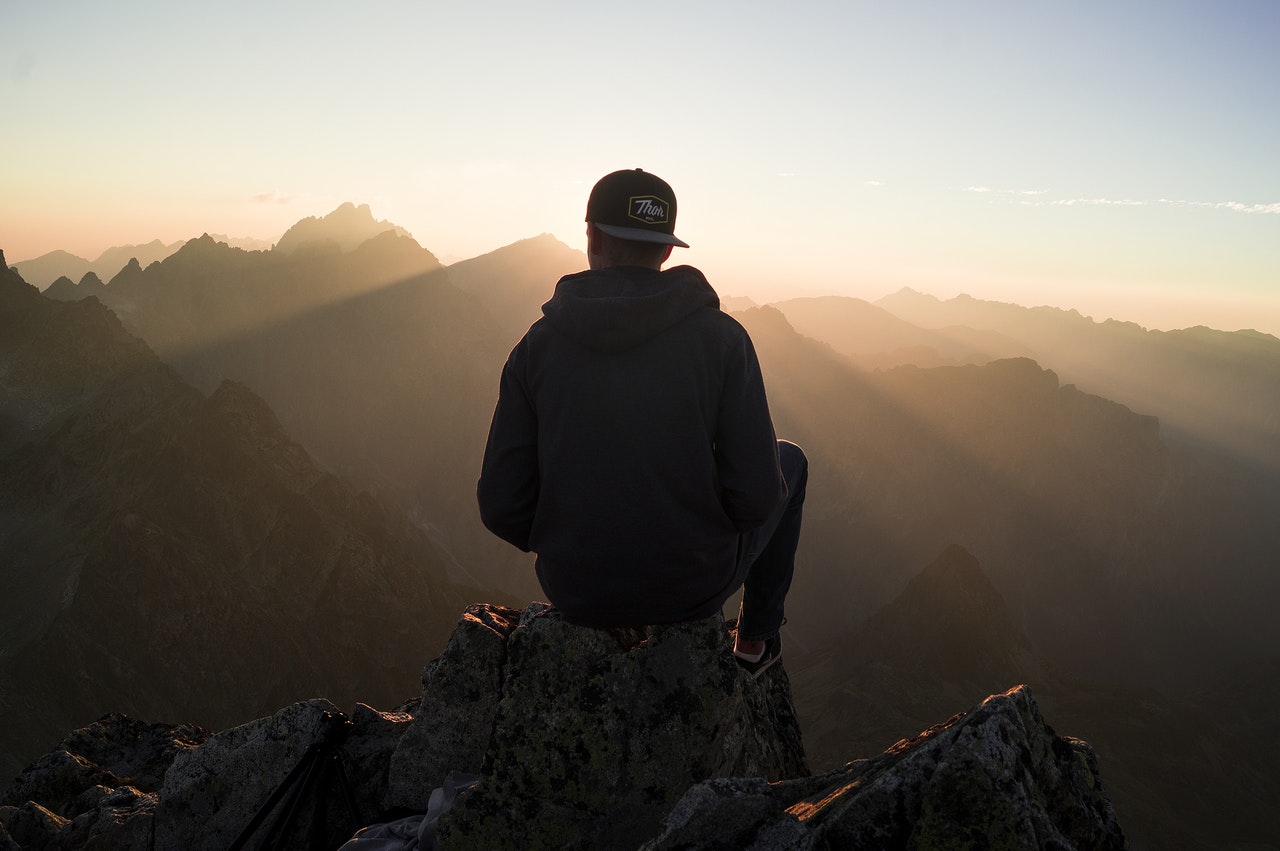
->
xmin=3 ymin=0 xmax=1278 ymax=334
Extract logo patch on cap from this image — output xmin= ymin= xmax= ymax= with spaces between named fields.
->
xmin=628 ymin=195 xmax=670 ymax=225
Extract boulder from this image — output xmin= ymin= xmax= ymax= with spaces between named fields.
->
xmin=154 ymin=699 xmax=365 ymax=851
xmin=385 ymin=604 xmax=520 ymax=810
xmin=425 ymin=603 xmax=809 ymax=850
xmin=46 ymin=786 xmax=157 ymax=851
xmin=1 ymin=714 xmax=209 ymax=820
xmin=642 ymin=684 xmax=1127 ymax=850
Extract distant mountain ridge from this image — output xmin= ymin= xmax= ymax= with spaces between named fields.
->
xmin=866 ymin=288 xmax=1280 ymax=475
xmin=0 ymin=249 xmax=493 ymax=787
xmin=10 ymin=236 xmax=271 ymax=289
xmin=772 ymin=294 xmax=1034 ymax=369
xmin=733 ymin=303 xmax=1280 ymax=690
xmin=446 ymin=233 xmax=585 ymax=341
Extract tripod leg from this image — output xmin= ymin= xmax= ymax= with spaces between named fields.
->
xmin=229 ymin=743 xmax=321 ymax=851
xmin=330 ymin=752 xmax=364 ymax=828
xmin=256 ymin=748 xmax=323 ymax=851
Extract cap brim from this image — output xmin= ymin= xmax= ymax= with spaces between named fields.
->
xmin=594 ymin=222 xmax=689 ymax=249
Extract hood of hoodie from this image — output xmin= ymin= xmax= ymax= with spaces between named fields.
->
xmin=540 ymin=265 xmax=720 ymax=354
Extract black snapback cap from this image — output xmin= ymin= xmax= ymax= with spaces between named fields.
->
xmin=585 ymin=168 xmax=689 ymax=248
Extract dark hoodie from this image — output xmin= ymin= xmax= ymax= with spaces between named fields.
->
xmin=477 ymin=264 xmax=785 ymax=627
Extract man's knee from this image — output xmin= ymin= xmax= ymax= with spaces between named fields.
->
xmin=777 ymin=440 xmax=808 ymax=499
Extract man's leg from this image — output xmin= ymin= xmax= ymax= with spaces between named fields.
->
xmin=735 ymin=440 xmax=808 ymax=650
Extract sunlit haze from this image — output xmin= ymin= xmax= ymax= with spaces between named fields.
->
xmin=3 ymin=0 xmax=1277 ymax=334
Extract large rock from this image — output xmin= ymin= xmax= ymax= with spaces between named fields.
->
xmin=416 ymin=603 xmax=808 ymax=850
xmin=385 ymin=604 xmax=520 ymax=809
xmin=153 ymin=699 xmax=388 ymax=851
xmin=642 ymin=684 xmax=1126 ymax=850
xmin=0 ymin=714 xmax=210 ymax=818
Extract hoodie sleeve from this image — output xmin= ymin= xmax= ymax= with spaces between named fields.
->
xmin=715 ymin=326 xmax=786 ymax=530
xmin=477 ymin=340 xmax=539 ymax=551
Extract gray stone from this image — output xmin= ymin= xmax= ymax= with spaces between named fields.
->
xmin=49 ymin=786 xmax=156 ymax=851
xmin=386 ymin=604 xmax=520 ymax=811
xmin=344 ymin=703 xmax=414 ymax=821
xmin=154 ymin=699 xmax=358 ymax=851
xmin=0 ymin=750 xmax=118 ymax=820
xmin=434 ymin=604 xmax=808 ymax=851
xmin=641 ymin=684 xmax=1127 ymax=850
xmin=2 ymin=800 xmax=69 ymax=849
xmin=0 ymin=821 xmax=19 ymax=851
xmin=57 ymin=714 xmax=210 ymax=795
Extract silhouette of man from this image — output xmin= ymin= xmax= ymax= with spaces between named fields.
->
xmin=478 ymin=168 xmax=806 ymax=674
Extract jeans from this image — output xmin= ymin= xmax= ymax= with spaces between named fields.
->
xmin=733 ymin=440 xmax=808 ymax=642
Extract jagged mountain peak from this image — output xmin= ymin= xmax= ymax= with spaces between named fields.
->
xmin=109 ymin=257 xmax=145 ymax=284
xmin=274 ymin=203 xmax=411 ymax=255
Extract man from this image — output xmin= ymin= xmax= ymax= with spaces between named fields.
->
xmin=477 ymin=168 xmax=806 ymax=675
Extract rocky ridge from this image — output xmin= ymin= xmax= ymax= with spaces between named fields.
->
xmin=1 ymin=602 xmax=1125 ymax=850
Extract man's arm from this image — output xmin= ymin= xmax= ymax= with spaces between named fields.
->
xmin=477 ymin=342 xmax=539 ymax=551
xmin=715 ymin=328 xmax=786 ymax=530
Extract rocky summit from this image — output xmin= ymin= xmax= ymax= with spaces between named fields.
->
xmin=0 ymin=602 xmax=1126 ymax=850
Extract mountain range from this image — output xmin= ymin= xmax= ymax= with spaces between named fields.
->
xmin=10 ymin=235 xmax=273 ymax=290
xmin=0 ymin=251 xmax=498 ymax=786
xmin=5 ymin=204 xmax=1279 ymax=849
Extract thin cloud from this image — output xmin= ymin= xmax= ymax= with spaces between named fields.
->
xmin=1210 ymin=201 xmax=1280 ymax=215
xmin=251 ymin=191 xmax=295 ymax=205
xmin=962 ymin=188 xmax=1279 ymax=215
xmin=1037 ymin=197 xmax=1280 ymax=214
xmin=964 ymin=186 xmax=1045 ymax=196
xmin=1050 ymin=197 xmax=1146 ymax=207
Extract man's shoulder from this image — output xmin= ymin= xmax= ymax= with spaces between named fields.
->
xmin=690 ymin=302 xmax=753 ymax=339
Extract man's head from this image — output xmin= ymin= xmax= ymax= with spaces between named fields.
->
xmin=585 ymin=168 xmax=687 ymax=271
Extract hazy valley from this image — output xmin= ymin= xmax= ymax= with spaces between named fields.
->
xmin=4 ymin=205 xmax=1279 ymax=849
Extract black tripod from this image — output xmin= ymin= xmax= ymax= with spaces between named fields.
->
xmin=228 ymin=712 xmax=364 ymax=851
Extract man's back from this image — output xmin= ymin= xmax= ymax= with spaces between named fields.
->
xmin=477 ymin=263 xmax=783 ymax=627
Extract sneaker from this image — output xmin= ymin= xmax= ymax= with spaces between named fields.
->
xmin=734 ymin=634 xmax=782 ymax=679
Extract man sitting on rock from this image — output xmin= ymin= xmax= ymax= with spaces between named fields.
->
xmin=477 ymin=168 xmax=806 ymax=676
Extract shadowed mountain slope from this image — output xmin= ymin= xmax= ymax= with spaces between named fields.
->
xmin=792 ymin=544 xmax=1280 ymax=851
xmin=45 ymin=224 xmax=538 ymax=597
xmin=0 ymin=254 xmax=492 ymax=788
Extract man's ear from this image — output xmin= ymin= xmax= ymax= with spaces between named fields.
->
xmin=585 ymin=224 xmax=600 ymax=270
